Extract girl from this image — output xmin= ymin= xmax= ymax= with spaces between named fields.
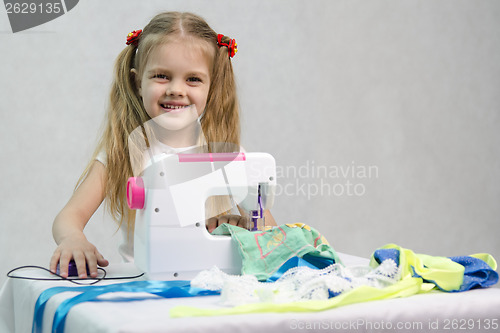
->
xmin=50 ymin=11 xmax=275 ymax=279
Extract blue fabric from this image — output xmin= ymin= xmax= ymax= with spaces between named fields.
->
xmin=266 ymin=255 xmax=341 ymax=297
xmin=449 ymin=256 xmax=499 ymax=291
xmin=372 ymin=248 xmax=400 ymax=266
xmin=302 ymin=253 xmax=336 ymax=269
xmin=32 ymin=280 xmax=219 ymax=333
xmin=267 ymin=256 xmax=318 ymax=282
xmin=32 ymin=286 xmax=90 ymax=333
xmin=266 ymin=254 xmax=335 ymax=282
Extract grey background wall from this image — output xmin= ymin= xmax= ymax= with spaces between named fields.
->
xmin=1 ymin=0 xmax=499 ymax=287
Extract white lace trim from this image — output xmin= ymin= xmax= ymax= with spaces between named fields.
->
xmin=191 ymin=260 xmax=400 ymax=306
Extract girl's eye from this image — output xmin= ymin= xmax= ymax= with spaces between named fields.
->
xmin=187 ymin=77 xmax=202 ymax=83
xmin=153 ymin=74 xmax=169 ymax=80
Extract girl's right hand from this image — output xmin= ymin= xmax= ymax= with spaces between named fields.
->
xmin=49 ymin=232 xmax=109 ymax=279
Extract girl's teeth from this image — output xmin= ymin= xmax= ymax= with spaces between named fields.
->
xmin=162 ymin=104 xmax=186 ymax=109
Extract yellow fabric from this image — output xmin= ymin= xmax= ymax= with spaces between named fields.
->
xmin=370 ymin=244 xmax=464 ymax=291
xmin=471 ymin=253 xmax=498 ymax=270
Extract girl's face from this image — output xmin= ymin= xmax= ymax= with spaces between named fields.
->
xmin=136 ymin=39 xmax=212 ymax=135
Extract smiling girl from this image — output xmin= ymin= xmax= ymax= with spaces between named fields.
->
xmin=50 ymin=11 xmax=274 ymax=279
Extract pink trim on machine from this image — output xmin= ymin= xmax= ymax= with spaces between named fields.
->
xmin=127 ymin=177 xmax=145 ymax=209
xmin=178 ymin=152 xmax=246 ymax=163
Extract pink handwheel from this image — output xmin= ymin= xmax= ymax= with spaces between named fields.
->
xmin=127 ymin=177 xmax=145 ymax=209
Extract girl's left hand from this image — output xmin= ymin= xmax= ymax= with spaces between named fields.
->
xmin=206 ymin=215 xmax=248 ymax=233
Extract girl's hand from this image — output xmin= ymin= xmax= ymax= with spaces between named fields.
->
xmin=206 ymin=215 xmax=249 ymax=233
xmin=49 ymin=232 xmax=108 ymax=279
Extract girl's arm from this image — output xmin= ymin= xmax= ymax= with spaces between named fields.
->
xmin=50 ymin=161 xmax=109 ymax=278
xmin=263 ymin=209 xmax=277 ymax=226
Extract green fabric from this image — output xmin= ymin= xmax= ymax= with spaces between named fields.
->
xmin=212 ymin=223 xmax=341 ymax=280
xmin=170 ymin=243 xmax=497 ymax=318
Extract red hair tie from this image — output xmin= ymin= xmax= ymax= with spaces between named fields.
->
xmin=126 ymin=30 xmax=142 ymax=47
xmin=217 ymin=34 xmax=238 ymax=58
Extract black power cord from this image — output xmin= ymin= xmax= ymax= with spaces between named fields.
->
xmin=7 ymin=265 xmax=145 ymax=285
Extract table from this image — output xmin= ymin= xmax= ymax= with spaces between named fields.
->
xmin=1 ymin=254 xmax=499 ymax=333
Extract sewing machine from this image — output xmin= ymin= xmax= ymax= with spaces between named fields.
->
xmin=126 ymin=151 xmax=276 ymax=280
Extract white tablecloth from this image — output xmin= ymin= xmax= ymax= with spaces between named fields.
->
xmin=1 ymin=254 xmax=499 ymax=333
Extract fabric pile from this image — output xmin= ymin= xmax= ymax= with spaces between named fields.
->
xmin=171 ymin=223 xmax=498 ymax=317
xmin=32 ymin=223 xmax=498 ymax=331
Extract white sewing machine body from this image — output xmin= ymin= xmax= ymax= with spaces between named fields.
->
xmin=127 ymin=152 xmax=276 ymax=280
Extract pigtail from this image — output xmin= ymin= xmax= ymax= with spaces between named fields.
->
xmin=112 ymin=46 xmax=143 ymax=123
xmin=81 ymin=44 xmax=149 ymax=233
xmin=202 ymin=36 xmax=240 ymax=153
xmin=104 ymin=46 xmax=142 ymax=230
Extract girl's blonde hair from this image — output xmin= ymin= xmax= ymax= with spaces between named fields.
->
xmin=78 ymin=12 xmax=240 ymax=230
